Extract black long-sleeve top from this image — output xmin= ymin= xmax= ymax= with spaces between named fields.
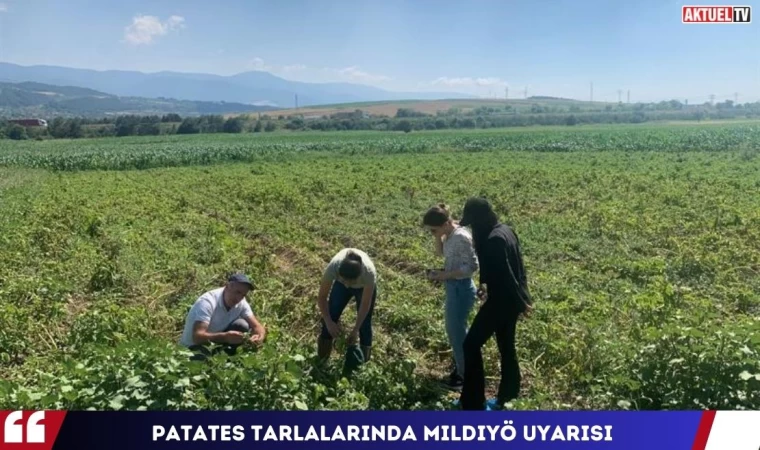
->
xmin=476 ymin=223 xmax=531 ymax=314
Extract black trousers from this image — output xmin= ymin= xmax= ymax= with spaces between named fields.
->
xmin=460 ymin=301 xmax=520 ymax=410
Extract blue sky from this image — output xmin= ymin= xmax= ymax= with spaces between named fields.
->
xmin=0 ymin=0 xmax=758 ymax=102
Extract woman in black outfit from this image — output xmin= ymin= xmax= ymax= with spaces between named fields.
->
xmin=457 ymin=197 xmax=532 ymax=410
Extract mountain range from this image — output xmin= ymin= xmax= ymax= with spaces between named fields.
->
xmin=0 ymin=62 xmax=474 ymax=111
xmin=0 ymin=81 xmax=281 ymax=118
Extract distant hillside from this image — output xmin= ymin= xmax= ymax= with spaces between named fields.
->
xmin=246 ymin=97 xmax=612 ymax=119
xmin=0 ymin=81 xmax=278 ymax=118
xmin=0 ymin=62 xmax=474 ymax=108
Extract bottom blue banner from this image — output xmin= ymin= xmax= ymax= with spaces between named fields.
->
xmin=5 ymin=410 xmax=747 ymax=450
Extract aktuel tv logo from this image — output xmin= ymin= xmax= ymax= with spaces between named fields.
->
xmin=1 ymin=411 xmax=67 ymax=450
xmin=682 ymin=5 xmax=752 ymax=23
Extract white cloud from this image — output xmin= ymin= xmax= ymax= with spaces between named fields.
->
xmin=282 ymin=64 xmax=307 ymax=72
xmin=123 ymin=14 xmax=185 ymax=45
xmin=331 ymin=66 xmax=391 ymax=83
xmin=252 ymin=100 xmax=279 ymax=107
xmin=247 ymin=57 xmax=272 ymax=71
xmin=431 ymin=76 xmax=509 ymax=88
xmin=244 ymin=57 xmax=391 ymax=84
xmin=166 ymin=15 xmax=184 ymax=30
xmin=0 ymin=3 xmax=8 ymax=12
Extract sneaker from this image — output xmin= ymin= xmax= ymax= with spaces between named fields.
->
xmin=452 ymin=398 xmax=497 ymax=410
xmin=443 ymin=372 xmax=464 ymax=391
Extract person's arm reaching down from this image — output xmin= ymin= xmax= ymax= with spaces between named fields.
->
xmin=317 ymin=277 xmax=340 ymax=338
xmin=241 ymin=303 xmax=266 ymax=346
xmin=349 ymin=281 xmax=374 ymax=345
xmin=192 ymin=321 xmax=244 ymax=346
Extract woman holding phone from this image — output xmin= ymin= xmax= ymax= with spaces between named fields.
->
xmin=422 ymin=204 xmax=479 ymax=390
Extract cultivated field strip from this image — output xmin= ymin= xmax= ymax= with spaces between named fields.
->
xmin=0 ymin=125 xmax=759 ymax=410
xmin=0 ymin=124 xmax=758 ymax=171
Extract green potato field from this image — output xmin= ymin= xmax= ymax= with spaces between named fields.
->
xmin=0 ymin=122 xmax=758 ymax=411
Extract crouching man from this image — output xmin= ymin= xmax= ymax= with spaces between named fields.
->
xmin=179 ymin=273 xmax=266 ymax=360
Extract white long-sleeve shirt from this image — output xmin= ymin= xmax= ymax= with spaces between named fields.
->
xmin=442 ymin=226 xmax=479 ymax=279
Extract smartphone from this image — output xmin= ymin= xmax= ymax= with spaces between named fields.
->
xmin=426 ymin=269 xmax=442 ymax=280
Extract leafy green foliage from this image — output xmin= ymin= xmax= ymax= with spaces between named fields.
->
xmin=1 ymin=123 xmax=758 ymax=171
xmin=0 ymin=123 xmax=758 ymax=410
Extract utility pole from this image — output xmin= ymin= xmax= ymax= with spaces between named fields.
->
xmin=734 ymin=92 xmax=739 ymax=104
xmin=709 ymin=94 xmax=715 ymax=105
xmin=295 ymin=94 xmax=299 ymax=111
xmin=627 ymin=90 xmax=630 ymax=104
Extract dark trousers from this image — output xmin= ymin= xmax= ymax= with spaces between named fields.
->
xmin=320 ymin=280 xmax=376 ymax=347
xmin=460 ymin=301 xmax=521 ymax=410
xmin=189 ymin=318 xmax=249 ymax=361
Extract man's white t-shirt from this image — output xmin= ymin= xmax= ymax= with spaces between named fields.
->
xmin=179 ymin=287 xmax=254 ymax=347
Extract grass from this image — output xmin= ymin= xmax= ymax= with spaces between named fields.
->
xmin=0 ymin=123 xmax=758 ymax=411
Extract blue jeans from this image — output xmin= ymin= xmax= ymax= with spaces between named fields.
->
xmin=445 ymin=278 xmax=477 ymax=377
xmin=320 ymin=280 xmax=377 ymax=347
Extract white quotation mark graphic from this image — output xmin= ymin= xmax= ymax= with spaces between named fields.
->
xmin=4 ymin=411 xmax=46 ymax=443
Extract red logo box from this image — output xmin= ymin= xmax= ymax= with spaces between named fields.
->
xmin=682 ymin=5 xmax=751 ymax=23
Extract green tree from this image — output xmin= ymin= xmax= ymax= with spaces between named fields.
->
xmin=161 ymin=114 xmax=182 ymax=123
xmin=177 ymin=118 xmax=200 ymax=134
xmin=394 ymin=120 xmax=412 ymax=133
xmin=223 ymin=117 xmax=244 ymax=133
xmin=67 ymin=119 xmax=84 ymax=138
xmin=285 ymin=118 xmax=304 ymax=130
xmin=7 ymin=124 xmax=28 ymax=140
xmin=200 ymin=115 xmax=225 ymax=133
xmin=136 ymin=123 xmax=161 ymax=136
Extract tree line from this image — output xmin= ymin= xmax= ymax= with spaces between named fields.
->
xmin=2 ymin=100 xmax=759 ymax=140
xmin=0 ymin=115 xmax=277 ymax=140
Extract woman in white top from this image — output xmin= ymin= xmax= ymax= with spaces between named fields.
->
xmin=422 ymin=203 xmax=479 ymax=390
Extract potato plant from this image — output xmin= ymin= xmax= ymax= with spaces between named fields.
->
xmin=0 ymin=123 xmax=758 ymax=410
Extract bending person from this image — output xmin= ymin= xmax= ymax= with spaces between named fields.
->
xmin=317 ymin=248 xmax=377 ymax=362
xmin=422 ymin=203 xmax=479 ymax=390
xmin=458 ymin=198 xmax=532 ymax=410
